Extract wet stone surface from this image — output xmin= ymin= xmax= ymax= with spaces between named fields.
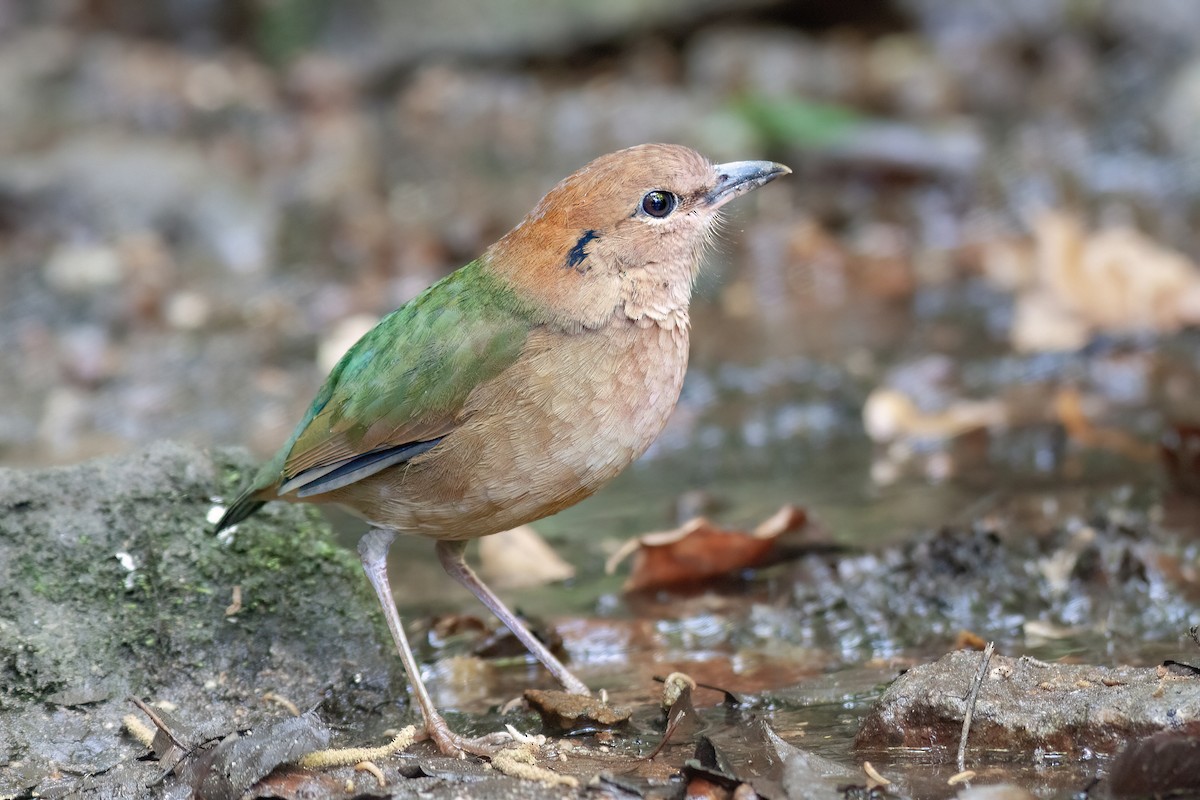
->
xmin=856 ymin=650 xmax=1200 ymax=757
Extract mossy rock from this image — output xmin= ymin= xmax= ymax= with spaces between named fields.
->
xmin=0 ymin=442 xmax=403 ymax=797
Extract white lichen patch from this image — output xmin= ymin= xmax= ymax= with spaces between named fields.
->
xmin=115 ymin=550 xmax=138 ymax=590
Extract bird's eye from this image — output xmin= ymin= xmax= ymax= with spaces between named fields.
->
xmin=641 ymin=190 xmax=677 ymax=218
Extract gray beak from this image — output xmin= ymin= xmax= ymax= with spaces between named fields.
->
xmin=706 ymin=160 xmax=791 ymax=208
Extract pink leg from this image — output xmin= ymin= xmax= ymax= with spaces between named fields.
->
xmin=359 ymin=529 xmax=498 ymax=756
xmin=436 ymin=539 xmax=591 ymax=696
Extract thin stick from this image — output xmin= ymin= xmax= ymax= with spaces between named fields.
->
xmin=128 ymin=696 xmax=188 ymax=753
xmin=957 ymin=641 xmax=994 ymax=772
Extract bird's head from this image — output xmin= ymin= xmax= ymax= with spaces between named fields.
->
xmin=487 ymin=143 xmax=790 ymax=330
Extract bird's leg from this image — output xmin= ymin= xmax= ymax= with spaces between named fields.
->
xmin=436 ymin=538 xmax=592 ymax=696
xmin=359 ymin=528 xmax=499 ymax=757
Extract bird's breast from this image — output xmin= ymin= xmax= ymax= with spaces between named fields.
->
xmin=345 ymin=319 xmax=690 ymax=538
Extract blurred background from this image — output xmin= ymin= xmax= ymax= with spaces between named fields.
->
xmin=4 ymin=0 xmax=1200 ymax=549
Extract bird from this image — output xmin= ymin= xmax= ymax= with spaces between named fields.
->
xmin=215 ymin=143 xmax=790 ymax=756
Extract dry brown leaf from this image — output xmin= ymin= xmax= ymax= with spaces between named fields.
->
xmin=754 ymin=504 xmax=808 ymax=539
xmin=523 ymin=689 xmax=630 ymax=734
xmin=863 ymin=387 xmax=1006 ymax=443
xmin=999 ymin=211 xmax=1200 ymax=352
xmin=953 ymin=630 xmax=988 ymax=651
xmin=607 ymin=505 xmax=807 ymax=592
xmin=479 ymin=525 xmax=574 ymax=590
xmin=1011 ymin=289 xmax=1090 ymax=352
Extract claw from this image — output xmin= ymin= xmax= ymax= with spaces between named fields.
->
xmin=421 ymin=721 xmax=510 ymax=758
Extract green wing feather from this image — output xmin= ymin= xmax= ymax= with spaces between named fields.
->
xmin=216 ymin=259 xmax=533 ymax=529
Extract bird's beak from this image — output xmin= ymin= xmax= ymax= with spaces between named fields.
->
xmin=706 ymin=160 xmax=791 ymax=209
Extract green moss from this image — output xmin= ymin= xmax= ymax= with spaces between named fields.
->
xmin=0 ymin=442 xmax=412 ymax=796
xmin=2 ymin=443 xmax=390 ymax=707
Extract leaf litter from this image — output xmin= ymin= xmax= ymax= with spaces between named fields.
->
xmin=606 ymin=504 xmax=816 ymax=592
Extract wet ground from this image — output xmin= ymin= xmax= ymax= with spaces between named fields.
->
xmin=5 ymin=1 xmax=1200 ymax=798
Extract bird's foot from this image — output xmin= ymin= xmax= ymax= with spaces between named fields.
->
xmin=419 ymin=720 xmax=511 ymax=759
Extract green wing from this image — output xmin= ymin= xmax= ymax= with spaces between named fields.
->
xmin=267 ymin=260 xmax=532 ymax=499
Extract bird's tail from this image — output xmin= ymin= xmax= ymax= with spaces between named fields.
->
xmin=214 ymin=491 xmax=266 ymax=533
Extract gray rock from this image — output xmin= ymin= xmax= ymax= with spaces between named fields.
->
xmin=0 ymin=442 xmax=399 ymax=798
xmin=856 ymin=650 xmax=1200 ymax=756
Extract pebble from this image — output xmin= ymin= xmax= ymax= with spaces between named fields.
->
xmin=44 ymin=243 xmax=123 ymax=294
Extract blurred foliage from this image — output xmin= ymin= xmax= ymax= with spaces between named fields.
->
xmin=254 ymin=0 xmax=329 ymax=65
xmin=734 ymin=95 xmax=863 ymax=149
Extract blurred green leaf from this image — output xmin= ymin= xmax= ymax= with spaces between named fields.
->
xmin=255 ymin=0 xmax=329 ymax=66
xmin=734 ymin=96 xmax=862 ymax=148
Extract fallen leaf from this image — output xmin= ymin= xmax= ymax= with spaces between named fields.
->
xmin=761 ymin=722 xmax=857 ymax=799
xmin=1010 ymin=288 xmax=1091 ymax=352
xmin=646 ymin=673 xmax=700 ymax=760
xmin=425 ymin=611 xmax=568 ymax=664
xmin=523 ymin=689 xmax=630 ymax=735
xmin=1023 ymin=619 xmax=1083 ymax=641
xmin=682 ymin=736 xmax=742 ymax=792
xmin=607 ymin=505 xmax=807 ymax=592
xmin=997 ymin=211 xmax=1200 ymax=352
xmin=863 ymin=387 xmax=1006 ymax=443
xmin=186 ymin=714 xmax=332 ymax=800
xmin=479 ymin=525 xmax=575 ymax=589
xmin=126 ymin=697 xmax=197 ymax=772
xmin=953 ymin=630 xmax=988 ymax=651
xmin=753 ymin=505 xmax=808 ymax=539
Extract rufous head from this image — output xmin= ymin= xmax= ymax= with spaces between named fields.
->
xmin=487 ymin=143 xmax=790 ymax=330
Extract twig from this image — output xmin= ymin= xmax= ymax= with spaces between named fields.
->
xmin=956 ymin=641 xmax=994 ymax=772
xmin=128 ymin=696 xmax=189 ymax=754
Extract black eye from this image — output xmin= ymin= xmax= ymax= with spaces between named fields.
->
xmin=641 ymin=190 xmax=677 ymax=218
